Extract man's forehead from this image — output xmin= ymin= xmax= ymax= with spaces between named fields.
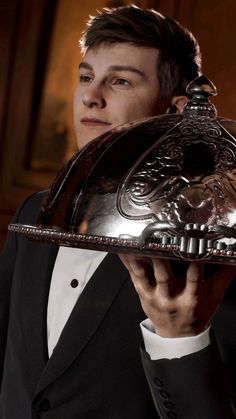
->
xmin=79 ymin=43 xmax=159 ymax=73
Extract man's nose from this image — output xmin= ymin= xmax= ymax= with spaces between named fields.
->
xmin=82 ymin=84 xmax=106 ymax=108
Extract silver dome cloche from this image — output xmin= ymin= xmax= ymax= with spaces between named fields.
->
xmin=9 ymin=76 xmax=236 ymax=265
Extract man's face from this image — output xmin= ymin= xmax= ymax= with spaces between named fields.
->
xmin=73 ymin=43 xmax=167 ymax=149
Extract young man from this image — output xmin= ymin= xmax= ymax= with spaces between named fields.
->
xmin=0 ymin=5 xmax=235 ymax=419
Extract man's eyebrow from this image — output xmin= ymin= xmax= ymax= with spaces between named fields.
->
xmin=78 ymin=62 xmax=145 ymax=78
xmin=79 ymin=62 xmax=93 ymax=71
xmin=108 ymin=65 xmax=145 ymax=77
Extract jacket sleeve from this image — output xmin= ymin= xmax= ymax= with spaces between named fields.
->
xmin=0 ymin=206 xmax=22 ymax=385
xmin=140 ymin=337 xmax=235 ymax=419
xmin=0 ymin=192 xmax=44 ymax=387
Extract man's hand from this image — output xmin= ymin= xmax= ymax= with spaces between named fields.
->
xmin=119 ymin=255 xmax=235 ymax=338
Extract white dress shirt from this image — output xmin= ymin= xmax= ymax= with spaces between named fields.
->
xmin=47 ymin=247 xmax=210 ymax=358
xmin=47 ymin=247 xmax=107 ymax=357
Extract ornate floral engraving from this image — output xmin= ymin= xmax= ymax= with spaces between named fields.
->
xmin=118 ymin=118 xmax=236 ymax=232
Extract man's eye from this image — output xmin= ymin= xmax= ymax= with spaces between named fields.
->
xmin=79 ymin=74 xmax=93 ymax=83
xmin=113 ymin=78 xmax=130 ymax=86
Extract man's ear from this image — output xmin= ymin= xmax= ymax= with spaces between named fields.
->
xmin=166 ymin=95 xmax=188 ymax=114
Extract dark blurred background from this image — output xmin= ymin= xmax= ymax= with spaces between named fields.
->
xmin=1 ymin=0 xmax=236 ymax=248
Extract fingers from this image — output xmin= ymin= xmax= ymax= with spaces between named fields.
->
xmin=185 ymin=262 xmax=204 ymax=295
xmin=118 ymin=254 xmax=132 ymax=272
xmin=119 ymin=254 xmax=150 ymax=279
xmin=118 ymin=254 xmax=155 ymax=294
xmin=185 ymin=262 xmax=235 ymax=302
xmin=120 ymin=253 xmax=235 ymax=305
xmin=120 ymin=254 xmax=183 ymax=298
xmin=152 ymin=258 xmax=175 ymax=297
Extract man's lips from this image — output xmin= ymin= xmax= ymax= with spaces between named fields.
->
xmin=80 ymin=117 xmax=112 ymax=126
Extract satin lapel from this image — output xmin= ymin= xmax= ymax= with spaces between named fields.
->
xmin=35 ymin=253 xmax=129 ymax=394
xmin=21 ymin=240 xmax=58 ymax=386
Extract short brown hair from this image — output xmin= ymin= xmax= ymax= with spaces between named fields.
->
xmin=80 ymin=5 xmax=201 ymax=102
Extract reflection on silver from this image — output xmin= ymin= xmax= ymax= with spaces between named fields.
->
xmin=9 ymin=76 xmax=236 ymax=264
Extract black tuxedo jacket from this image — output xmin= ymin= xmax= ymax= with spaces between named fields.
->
xmin=0 ymin=192 xmax=235 ymax=419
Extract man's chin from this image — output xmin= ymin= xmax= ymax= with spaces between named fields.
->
xmin=76 ymin=127 xmax=113 ymax=149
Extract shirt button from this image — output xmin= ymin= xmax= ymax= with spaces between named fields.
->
xmin=70 ymin=278 xmax=79 ymax=288
xmin=39 ymin=398 xmax=50 ymax=411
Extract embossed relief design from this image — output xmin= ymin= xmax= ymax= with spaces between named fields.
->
xmin=118 ymin=117 xmax=236 ymax=228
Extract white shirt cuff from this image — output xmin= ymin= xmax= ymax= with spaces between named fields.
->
xmin=140 ymin=318 xmax=211 ymax=360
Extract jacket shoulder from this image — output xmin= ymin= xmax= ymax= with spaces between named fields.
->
xmin=16 ymin=191 xmax=48 ymax=225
